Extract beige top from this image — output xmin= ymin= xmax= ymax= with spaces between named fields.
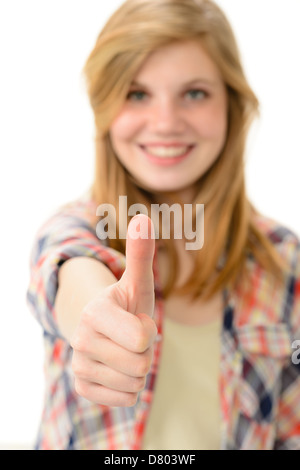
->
xmin=142 ymin=317 xmax=222 ymax=450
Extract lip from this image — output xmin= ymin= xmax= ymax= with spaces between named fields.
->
xmin=140 ymin=142 xmax=194 ymax=147
xmin=138 ymin=143 xmax=195 ymax=166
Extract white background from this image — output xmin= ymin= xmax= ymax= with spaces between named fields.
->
xmin=0 ymin=0 xmax=299 ymax=449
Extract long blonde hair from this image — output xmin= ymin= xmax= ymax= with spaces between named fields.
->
xmin=83 ymin=0 xmax=285 ymax=300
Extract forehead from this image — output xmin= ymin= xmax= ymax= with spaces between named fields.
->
xmin=132 ymin=40 xmax=222 ymax=84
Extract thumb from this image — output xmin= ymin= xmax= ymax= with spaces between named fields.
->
xmin=121 ymin=214 xmax=156 ymax=317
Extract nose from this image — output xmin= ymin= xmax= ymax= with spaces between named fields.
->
xmin=148 ymin=97 xmax=186 ymax=135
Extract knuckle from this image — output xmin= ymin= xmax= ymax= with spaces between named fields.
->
xmin=79 ymin=306 xmax=93 ymax=328
xmin=70 ymin=330 xmax=87 ymax=353
xmin=123 ymin=393 xmax=138 ymax=408
xmin=70 ymin=317 xmax=92 ymax=354
xmin=131 ymin=376 xmax=146 ymax=392
xmin=131 ymin=316 xmax=158 ymax=353
xmin=134 ymin=350 xmax=153 ymax=377
xmin=71 ymin=355 xmax=85 ymax=379
xmin=132 ymin=325 xmax=150 ymax=353
xmin=74 ymin=378 xmax=88 ymax=399
xmin=150 ymin=319 xmax=158 ymax=338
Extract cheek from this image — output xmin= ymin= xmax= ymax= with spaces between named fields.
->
xmin=193 ymin=101 xmax=228 ymax=141
xmin=110 ymin=110 xmax=142 ymax=143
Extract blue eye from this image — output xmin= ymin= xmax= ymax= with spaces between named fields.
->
xmin=127 ymin=90 xmax=147 ymax=101
xmin=185 ymin=89 xmax=207 ymax=100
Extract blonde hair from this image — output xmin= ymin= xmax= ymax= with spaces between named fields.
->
xmin=83 ymin=0 xmax=285 ymax=300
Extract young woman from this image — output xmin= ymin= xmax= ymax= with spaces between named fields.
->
xmin=27 ymin=0 xmax=300 ymax=450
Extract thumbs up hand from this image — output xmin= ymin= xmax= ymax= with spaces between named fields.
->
xmin=71 ymin=215 xmax=157 ymax=407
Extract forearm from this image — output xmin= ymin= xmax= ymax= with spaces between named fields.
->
xmin=55 ymin=257 xmax=118 ymax=342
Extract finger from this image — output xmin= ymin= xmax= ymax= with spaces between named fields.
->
xmin=122 ymin=214 xmax=156 ymax=316
xmin=80 ymin=296 xmax=158 ymax=352
xmin=74 ymin=379 xmax=139 ymax=407
xmin=125 ymin=214 xmax=155 ymax=284
xmin=75 ymin=331 xmax=154 ymax=377
xmin=72 ymin=353 xmax=146 ymax=393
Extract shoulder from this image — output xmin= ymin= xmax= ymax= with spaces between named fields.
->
xmin=253 ymin=211 xmax=299 ymax=247
xmin=254 ymin=213 xmax=300 ymax=329
xmin=252 ymin=211 xmax=300 ymax=276
xmin=234 ymin=212 xmax=300 ymax=331
xmin=29 ymin=191 xmax=101 ymax=266
xmin=29 ymin=191 xmax=126 ymax=279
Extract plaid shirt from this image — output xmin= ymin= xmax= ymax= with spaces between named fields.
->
xmin=27 ymin=196 xmax=300 ymax=450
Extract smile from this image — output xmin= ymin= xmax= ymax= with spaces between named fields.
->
xmin=140 ymin=145 xmax=194 ymax=158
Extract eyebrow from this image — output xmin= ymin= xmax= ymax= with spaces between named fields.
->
xmin=183 ymin=78 xmax=219 ymax=87
xmin=130 ymin=78 xmax=219 ymax=88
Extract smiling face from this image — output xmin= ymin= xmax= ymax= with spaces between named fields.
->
xmin=109 ymin=40 xmax=228 ymax=202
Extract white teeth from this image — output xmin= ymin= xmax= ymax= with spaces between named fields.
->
xmin=144 ymin=146 xmax=190 ymax=158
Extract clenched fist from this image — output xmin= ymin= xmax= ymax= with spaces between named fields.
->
xmin=70 ymin=214 xmax=157 ymax=407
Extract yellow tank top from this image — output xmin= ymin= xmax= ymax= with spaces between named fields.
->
xmin=142 ymin=317 xmax=221 ymax=450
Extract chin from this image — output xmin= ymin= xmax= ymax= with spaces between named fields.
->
xmin=141 ymin=182 xmax=185 ymax=194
